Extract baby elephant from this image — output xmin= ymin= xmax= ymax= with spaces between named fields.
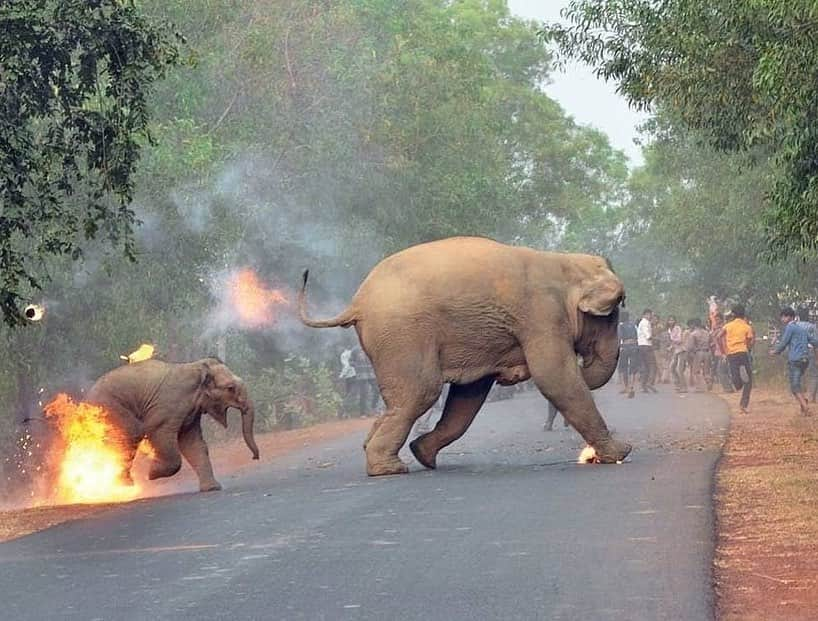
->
xmin=86 ymin=357 xmax=259 ymax=492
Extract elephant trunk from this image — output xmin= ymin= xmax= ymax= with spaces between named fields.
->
xmin=577 ymin=308 xmax=621 ymax=390
xmin=241 ymin=402 xmax=260 ymax=460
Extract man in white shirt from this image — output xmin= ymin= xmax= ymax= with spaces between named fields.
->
xmin=638 ymin=308 xmax=659 ymax=393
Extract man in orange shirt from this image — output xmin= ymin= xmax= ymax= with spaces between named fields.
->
xmin=719 ymin=304 xmax=755 ymax=413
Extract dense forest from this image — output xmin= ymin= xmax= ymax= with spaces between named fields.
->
xmin=2 ymin=0 xmax=817 ymax=460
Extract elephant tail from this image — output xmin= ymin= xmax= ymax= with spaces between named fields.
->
xmin=298 ymin=269 xmax=357 ymax=328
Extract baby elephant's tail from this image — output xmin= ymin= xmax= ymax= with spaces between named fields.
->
xmin=298 ymin=270 xmax=357 ymax=328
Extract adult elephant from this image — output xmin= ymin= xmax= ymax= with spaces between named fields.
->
xmin=299 ymin=236 xmax=630 ymax=476
xmin=86 ymin=357 xmax=259 ymax=491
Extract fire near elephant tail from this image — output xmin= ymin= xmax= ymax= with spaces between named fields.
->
xmin=40 ymin=394 xmax=153 ymax=505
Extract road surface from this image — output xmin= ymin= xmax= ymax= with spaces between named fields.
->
xmin=0 ymin=385 xmax=728 ymax=620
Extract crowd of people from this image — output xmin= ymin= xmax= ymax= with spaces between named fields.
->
xmin=617 ymin=305 xmax=755 ymax=408
xmin=618 ymin=303 xmax=818 ymax=415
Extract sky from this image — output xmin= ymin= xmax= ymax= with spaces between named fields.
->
xmin=507 ymin=0 xmax=647 ymax=167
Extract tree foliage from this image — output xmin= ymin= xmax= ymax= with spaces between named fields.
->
xmin=0 ymin=0 xmax=180 ymax=323
xmin=1 ymin=1 xmax=633 ymax=462
xmin=544 ymin=0 xmax=818 ymax=257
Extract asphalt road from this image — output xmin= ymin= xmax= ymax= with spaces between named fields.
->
xmin=0 ymin=384 xmax=728 ymax=621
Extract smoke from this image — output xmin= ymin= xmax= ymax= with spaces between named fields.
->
xmin=163 ymin=154 xmax=382 ymax=361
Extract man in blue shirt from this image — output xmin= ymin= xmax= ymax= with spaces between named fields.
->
xmin=769 ymin=307 xmax=818 ymax=414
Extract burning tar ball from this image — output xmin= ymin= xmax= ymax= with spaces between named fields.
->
xmin=24 ymin=304 xmax=45 ymax=321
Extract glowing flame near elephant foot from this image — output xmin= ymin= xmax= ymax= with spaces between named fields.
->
xmin=44 ymin=394 xmax=142 ymax=505
xmin=578 ymin=445 xmax=599 ymax=464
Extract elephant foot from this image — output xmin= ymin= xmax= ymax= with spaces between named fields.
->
xmin=366 ymin=456 xmax=409 ymax=476
xmin=592 ymin=438 xmax=632 ymax=463
xmin=199 ymin=480 xmax=222 ymax=492
xmin=409 ymin=437 xmax=437 ymax=470
xmin=148 ymin=458 xmax=182 ymax=480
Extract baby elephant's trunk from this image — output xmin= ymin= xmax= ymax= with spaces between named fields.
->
xmin=241 ymin=402 xmax=260 ymax=460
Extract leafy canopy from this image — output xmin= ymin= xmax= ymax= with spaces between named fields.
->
xmin=544 ymin=0 xmax=818 ymax=257
xmin=0 ymin=0 xmax=180 ymax=324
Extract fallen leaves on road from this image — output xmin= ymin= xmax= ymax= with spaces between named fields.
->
xmin=714 ymin=389 xmax=818 ymax=621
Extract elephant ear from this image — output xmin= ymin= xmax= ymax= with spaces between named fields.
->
xmin=576 ymin=274 xmax=625 ymax=317
xmin=197 ymin=361 xmax=228 ymax=428
xmin=198 ymin=362 xmax=215 ymax=389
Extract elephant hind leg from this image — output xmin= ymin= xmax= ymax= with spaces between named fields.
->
xmin=146 ymin=423 xmax=183 ymax=480
xmin=409 ymin=376 xmax=494 ymax=469
xmin=364 ymin=364 xmax=442 ymax=476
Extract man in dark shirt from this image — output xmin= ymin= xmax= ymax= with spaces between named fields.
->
xmin=352 ymin=347 xmax=381 ymax=417
xmin=618 ymin=311 xmax=640 ymax=398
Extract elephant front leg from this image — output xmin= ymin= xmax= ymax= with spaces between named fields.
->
xmin=526 ymin=337 xmax=631 ymax=463
xmin=409 ymin=376 xmax=494 ymax=469
xmin=178 ymin=419 xmax=221 ymax=492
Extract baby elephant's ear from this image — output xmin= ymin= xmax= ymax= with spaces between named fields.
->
xmin=578 ymin=275 xmax=625 ymax=316
xmin=198 ymin=362 xmax=215 ymax=388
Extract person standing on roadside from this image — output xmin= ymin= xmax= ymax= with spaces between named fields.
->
xmin=719 ymin=304 xmax=755 ymax=413
xmin=710 ymin=313 xmax=734 ymax=392
xmin=617 ymin=310 xmax=640 ymax=398
xmin=338 ymin=347 xmax=357 ymax=419
xmin=352 ymin=346 xmax=380 ymax=417
xmin=769 ymin=307 xmax=817 ymax=415
xmin=667 ymin=316 xmax=686 ymax=392
xmin=655 ymin=316 xmax=672 ymax=384
xmin=637 ymin=308 xmax=658 ymax=393
xmin=686 ymin=318 xmax=712 ymax=391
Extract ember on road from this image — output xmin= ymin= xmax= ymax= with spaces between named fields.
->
xmin=1 ymin=386 xmax=727 ymax=621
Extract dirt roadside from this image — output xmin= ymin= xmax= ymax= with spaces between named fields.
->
xmin=714 ymin=388 xmax=818 ymax=620
xmin=0 ymin=417 xmax=370 ymax=543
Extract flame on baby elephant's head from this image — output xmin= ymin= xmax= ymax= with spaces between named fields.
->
xmin=227 ymin=268 xmax=289 ymax=328
xmin=43 ymin=394 xmax=141 ymax=505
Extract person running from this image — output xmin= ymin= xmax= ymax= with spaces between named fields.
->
xmin=686 ymin=318 xmax=712 ymax=391
xmin=667 ymin=316 xmax=687 ymax=392
xmin=637 ymin=308 xmax=658 ymax=393
xmin=769 ymin=307 xmax=818 ymax=415
xmin=795 ymin=307 xmax=818 ymax=403
xmin=719 ymin=304 xmax=755 ymax=413
xmin=617 ymin=310 xmax=640 ymax=398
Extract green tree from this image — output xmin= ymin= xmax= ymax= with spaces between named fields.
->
xmin=544 ymin=0 xmax=818 ymax=257
xmin=0 ymin=0 xmax=180 ymax=324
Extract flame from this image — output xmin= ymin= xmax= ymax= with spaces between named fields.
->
xmin=44 ymin=394 xmax=141 ymax=504
xmin=121 ymin=343 xmax=156 ymax=364
xmin=578 ymin=445 xmax=599 ymax=464
xmin=137 ymin=438 xmax=157 ymax=460
xmin=227 ymin=268 xmax=289 ymax=328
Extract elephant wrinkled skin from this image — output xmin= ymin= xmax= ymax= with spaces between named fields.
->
xmin=86 ymin=358 xmax=259 ymax=492
xmin=299 ymin=236 xmax=630 ymax=476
